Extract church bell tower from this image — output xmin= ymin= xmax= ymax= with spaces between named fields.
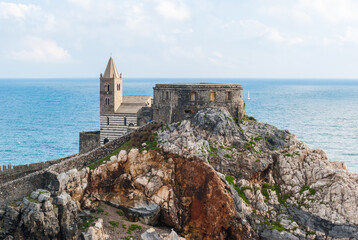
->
xmin=100 ymin=57 xmax=123 ymax=115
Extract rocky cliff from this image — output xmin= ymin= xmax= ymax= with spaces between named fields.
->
xmin=1 ymin=108 xmax=358 ymax=240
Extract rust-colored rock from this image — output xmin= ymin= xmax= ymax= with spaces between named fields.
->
xmin=173 ymin=158 xmax=251 ymax=240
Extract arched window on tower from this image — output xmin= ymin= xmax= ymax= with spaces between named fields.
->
xmin=105 ymin=98 xmax=110 ymax=105
xmin=106 ymin=84 xmax=110 ymax=91
xmin=117 ymin=84 xmax=120 ymax=91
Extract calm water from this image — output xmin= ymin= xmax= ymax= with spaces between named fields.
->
xmin=0 ymin=78 xmax=357 ymax=173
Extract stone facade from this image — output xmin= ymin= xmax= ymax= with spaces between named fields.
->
xmin=99 ymin=57 xmax=152 ymax=145
xmin=152 ymin=83 xmax=245 ymax=124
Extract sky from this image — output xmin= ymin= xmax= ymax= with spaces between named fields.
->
xmin=2 ymin=0 xmax=358 ymax=78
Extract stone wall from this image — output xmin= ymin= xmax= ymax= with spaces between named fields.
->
xmin=152 ymin=83 xmax=245 ymax=124
xmin=0 ymin=122 xmax=156 ymax=208
xmin=79 ymin=131 xmax=100 ymax=154
xmin=137 ymin=107 xmax=153 ymax=126
xmin=0 ymin=155 xmax=76 ymax=185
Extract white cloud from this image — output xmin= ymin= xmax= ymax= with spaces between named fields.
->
xmin=209 ymin=51 xmax=222 ymax=64
xmin=323 ymin=27 xmax=358 ymax=45
xmin=156 ymin=0 xmax=190 ymax=21
xmin=172 ymin=28 xmax=193 ymax=34
xmin=340 ymin=27 xmax=358 ymax=44
xmin=67 ymin=0 xmax=93 ymax=9
xmin=11 ymin=37 xmax=71 ymax=62
xmin=0 ymin=2 xmax=40 ymax=19
xmin=124 ymin=4 xmax=146 ymax=30
xmin=227 ymin=20 xmax=304 ymax=45
xmin=263 ymin=0 xmax=358 ymax=24
xmin=303 ymin=0 xmax=358 ymax=24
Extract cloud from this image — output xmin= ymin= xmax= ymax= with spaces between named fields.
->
xmin=11 ymin=37 xmax=71 ymax=62
xmin=156 ymin=0 xmax=190 ymax=21
xmin=263 ymin=0 xmax=358 ymax=24
xmin=227 ymin=20 xmax=304 ymax=45
xmin=67 ymin=0 xmax=93 ymax=9
xmin=208 ymin=51 xmax=223 ymax=64
xmin=304 ymin=0 xmax=358 ymax=24
xmin=0 ymin=2 xmax=40 ymax=19
xmin=124 ymin=3 xmax=147 ymax=30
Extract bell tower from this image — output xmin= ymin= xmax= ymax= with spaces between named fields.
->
xmin=100 ymin=57 xmax=123 ymax=115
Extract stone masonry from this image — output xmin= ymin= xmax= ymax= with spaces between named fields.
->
xmin=152 ymin=83 xmax=245 ymax=124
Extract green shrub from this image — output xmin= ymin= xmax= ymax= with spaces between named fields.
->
xmin=225 ymin=175 xmax=250 ymax=205
xmin=224 ymin=154 xmax=232 ymax=159
xmin=116 ymin=210 xmax=124 ymax=216
xmin=126 ymin=224 xmax=142 ymax=234
xmin=299 ymin=185 xmax=316 ymax=195
xmin=109 ymin=221 xmax=119 ymax=228
xmin=88 ymin=140 xmax=132 ymax=170
xmin=96 ymin=207 xmax=104 ymax=214
xmin=80 ymin=217 xmax=94 ymax=230
xmin=225 ymin=175 xmax=235 ymax=185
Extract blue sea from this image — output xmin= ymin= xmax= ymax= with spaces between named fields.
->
xmin=0 ymin=78 xmax=357 ymax=173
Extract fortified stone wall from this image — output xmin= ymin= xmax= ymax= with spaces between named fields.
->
xmin=79 ymin=131 xmax=100 ymax=154
xmin=152 ymin=83 xmax=245 ymax=124
xmin=0 ymin=122 xmax=156 ymax=208
xmin=0 ymin=155 xmax=76 ymax=185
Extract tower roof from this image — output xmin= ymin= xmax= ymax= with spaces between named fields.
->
xmin=103 ymin=57 xmax=120 ymax=78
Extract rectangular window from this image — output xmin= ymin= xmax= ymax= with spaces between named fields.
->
xmin=190 ymin=92 xmax=196 ymax=101
xmin=166 ymin=91 xmax=169 ymax=100
xmin=117 ymin=84 xmax=120 ymax=91
xmin=105 ymin=98 xmax=110 ymax=105
xmin=107 ymin=117 xmax=109 ymax=125
xmin=226 ymin=92 xmax=232 ymax=101
xmin=210 ymin=92 xmax=216 ymax=101
xmin=124 ymin=117 xmax=127 ymax=126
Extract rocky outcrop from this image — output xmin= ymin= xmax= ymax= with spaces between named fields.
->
xmin=2 ymin=189 xmax=79 ymax=239
xmin=157 ymin=108 xmax=358 ymax=239
xmin=1 ymin=108 xmax=358 ymax=240
xmin=81 ymin=218 xmax=108 ymax=240
xmin=82 ymin=148 xmax=253 ymax=239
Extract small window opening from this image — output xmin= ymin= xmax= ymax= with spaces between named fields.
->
xmin=226 ymin=92 xmax=232 ymax=101
xmin=106 ymin=117 xmax=109 ymax=125
xmin=124 ymin=117 xmax=127 ymax=126
xmin=166 ymin=91 xmax=169 ymax=100
xmin=190 ymin=92 xmax=196 ymax=101
xmin=105 ymin=84 xmax=110 ymax=91
xmin=105 ymin=98 xmax=110 ymax=105
xmin=210 ymin=92 xmax=216 ymax=101
xmin=117 ymin=84 xmax=120 ymax=91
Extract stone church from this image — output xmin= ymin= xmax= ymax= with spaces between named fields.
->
xmin=79 ymin=57 xmax=245 ymax=153
xmin=99 ymin=57 xmax=152 ymax=145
